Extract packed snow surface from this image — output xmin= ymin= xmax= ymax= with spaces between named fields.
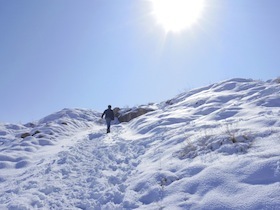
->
xmin=0 ymin=78 xmax=280 ymax=209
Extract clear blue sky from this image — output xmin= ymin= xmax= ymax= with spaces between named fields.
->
xmin=0 ymin=0 xmax=279 ymax=123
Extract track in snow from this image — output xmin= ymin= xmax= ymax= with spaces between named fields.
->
xmin=0 ymin=126 xmax=146 ymax=209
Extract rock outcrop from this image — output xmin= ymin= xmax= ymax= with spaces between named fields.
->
xmin=114 ymin=107 xmax=154 ymax=122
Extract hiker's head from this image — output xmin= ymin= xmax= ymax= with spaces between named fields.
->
xmin=108 ymin=105 xmax=112 ymax=109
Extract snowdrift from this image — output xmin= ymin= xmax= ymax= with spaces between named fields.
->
xmin=0 ymin=78 xmax=279 ymax=209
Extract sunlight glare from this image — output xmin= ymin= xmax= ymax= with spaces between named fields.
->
xmin=151 ymin=0 xmax=205 ymax=32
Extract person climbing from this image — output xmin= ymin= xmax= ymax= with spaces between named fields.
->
xmin=101 ymin=105 xmax=115 ymax=133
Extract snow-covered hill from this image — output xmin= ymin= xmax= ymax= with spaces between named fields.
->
xmin=0 ymin=78 xmax=280 ymax=210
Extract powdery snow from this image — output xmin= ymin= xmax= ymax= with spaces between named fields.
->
xmin=0 ymin=78 xmax=279 ymax=209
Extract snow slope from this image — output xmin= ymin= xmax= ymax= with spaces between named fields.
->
xmin=0 ymin=78 xmax=280 ymax=210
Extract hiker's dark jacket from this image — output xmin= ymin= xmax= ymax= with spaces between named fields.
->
xmin=102 ymin=109 xmax=114 ymax=120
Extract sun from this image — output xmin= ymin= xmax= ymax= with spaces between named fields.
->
xmin=151 ymin=0 xmax=205 ymax=32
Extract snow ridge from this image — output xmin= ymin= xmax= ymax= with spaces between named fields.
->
xmin=0 ymin=78 xmax=280 ymax=209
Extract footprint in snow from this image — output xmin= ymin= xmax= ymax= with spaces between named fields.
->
xmin=88 ymin=133 xmax=103 ymax=140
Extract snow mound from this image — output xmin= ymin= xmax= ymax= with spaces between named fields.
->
xmin=0 ymin=108 xmax=101 ymax=172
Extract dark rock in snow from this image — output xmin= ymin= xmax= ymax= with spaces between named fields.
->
xmin=21 ymin=133 xmax=31 ymax=138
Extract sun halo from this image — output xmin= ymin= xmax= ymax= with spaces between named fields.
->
xmin=151 ymin=0 xmax=205 ymax=32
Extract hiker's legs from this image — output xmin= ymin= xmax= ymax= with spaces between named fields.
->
xmin=105 ymin=118 xmax=111 ymax=133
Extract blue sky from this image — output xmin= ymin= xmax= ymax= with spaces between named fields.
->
xmin=0 ymin=0 xmax=279 ymax=123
